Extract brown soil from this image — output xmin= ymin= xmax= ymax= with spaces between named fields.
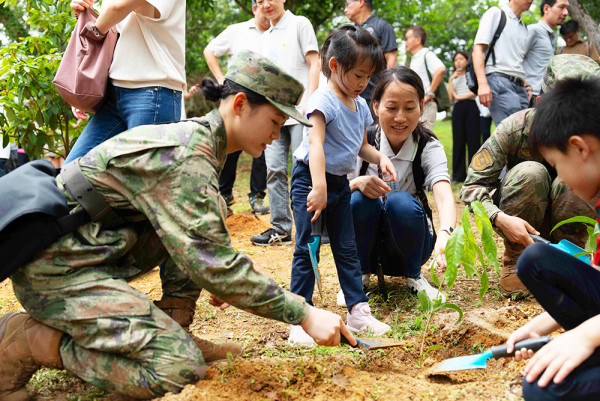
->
xmin=0 ymin=197 xmax=548 ymax=401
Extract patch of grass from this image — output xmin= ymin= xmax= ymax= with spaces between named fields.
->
xmin=28 ymin=368 xmax=82 ymax=396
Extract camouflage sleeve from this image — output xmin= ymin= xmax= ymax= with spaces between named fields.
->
xmin=133 ymin=153 xmax=310 ymax=325
xmin=460 ymin=119 xmax=517 ymax=222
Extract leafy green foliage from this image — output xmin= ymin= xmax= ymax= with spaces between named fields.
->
xmin=551 ymin=216 xmax=599 ymax=255
xmin=0 ymin=0 xmax=82 ymax=158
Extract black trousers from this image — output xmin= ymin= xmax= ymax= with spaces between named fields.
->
xmin=218 ymin=150 xmax=267 ymax=199
xmin=518 ymin=243 xmax=600 ymax=400
xmin=451 ymin=99 xmax=480 ymax=182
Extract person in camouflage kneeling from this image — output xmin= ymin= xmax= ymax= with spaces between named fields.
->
xmin=0 ymin=51 xmax=356 ymax=400
xmin=460 ymin=54 xmax=600 ymax=297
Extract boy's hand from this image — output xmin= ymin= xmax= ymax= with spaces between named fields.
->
xmin=307 ymin=186 xmax=327 ymax=221
xmin=300 ymin=306 xmax=356 ymax=346
xmin=524 ymin=328 xmax=594 ymax=387
xmin=506 ymin=326 xmax=543 ymax=361
xmin=379 ymin=155 xmax=397 ymax=182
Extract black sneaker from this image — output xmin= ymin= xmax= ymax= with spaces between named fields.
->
xmin=249 ymin=195 xmax=269 ymax=215
xmin=251 ymin=227 xmax=292 ymax=246
xmin=222 ymin=193 xmax=235 ymax=206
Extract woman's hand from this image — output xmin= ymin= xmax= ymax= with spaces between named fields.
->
xmin=433 ymin=231 xmax=450 ymax=268
xmin=70 ymin=0 xmax=93 ymax=15
xmin=208 ymin=294 xmax=231 ymax=310
xmin=524 ymin=328 xmax=594 ymax=387
xmin=71 ymin=106 xmax=89 ymax=121
xmin=300 ymin=305 xmax=356 ymax=346
xmin=351 ymin=176 xmax=390 ymax=199
xmin=307 ymin=186 xmax=327 ymax=221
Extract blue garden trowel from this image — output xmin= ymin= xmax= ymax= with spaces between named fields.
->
xmin=430 ymin=336 xmax=551 ymax=372
xmin=308 ymin=213 xmax=325 ymax=299
xmin=529 ymin=234 xmax=591 ymax=264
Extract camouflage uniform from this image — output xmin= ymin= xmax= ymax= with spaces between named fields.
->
xmin=9 ymin=51 xmax=311 ymax=398
xmin=461 ymin=55 xmax=600 ymax=247
xmin=460 ymin=108 xmax=596 ymax=246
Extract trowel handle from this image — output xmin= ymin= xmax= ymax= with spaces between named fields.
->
xmin=340 ymin=334 xmax=358 ymax=348
xmin=311 ymin=213 xmax=324 ymax=236
xmin=491 ymin=336 xmax=552 ymax=359
xmin=529 ymin=234 xmax=550 ymax=245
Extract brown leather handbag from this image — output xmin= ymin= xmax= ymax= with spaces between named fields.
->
xmin=53 ymin=8 xmax=118 ymax=113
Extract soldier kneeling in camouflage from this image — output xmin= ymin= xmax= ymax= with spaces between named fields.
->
xmin=461 ymin=54 xmax=600 ymax=297
xmin=0 ymin=51 xmax=355 ymax=400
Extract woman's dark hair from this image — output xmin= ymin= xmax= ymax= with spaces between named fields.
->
xmin=529 ymin=76 xmax=600 ymax=156
xmin=453 ymin=51 xmax=469 ymax=63
xmin=320 ymin=24 xmax=386 ymax=80
xmin=201 ymin=77 xmax=269 ymax=105
xmin=371 ymin=66 xmax=437 ymax=142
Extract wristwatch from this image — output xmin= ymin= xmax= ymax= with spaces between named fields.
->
xmin=84 ymin=21 xmax=107 ymax=39
xmin=438 ymin=226 xmax=454 ymax=235
xmin=426 ymin=91 xmax=435 ymax=98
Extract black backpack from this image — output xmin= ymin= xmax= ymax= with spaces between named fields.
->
xmin=466 ymin=9 xmax=507 ymax=94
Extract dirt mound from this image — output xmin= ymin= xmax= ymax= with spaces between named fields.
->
xmin=226 ymin=213 xmax=271 ymax=241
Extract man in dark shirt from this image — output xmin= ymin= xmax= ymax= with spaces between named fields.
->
xmin=344 ymin=0 xmax=398 ymax=107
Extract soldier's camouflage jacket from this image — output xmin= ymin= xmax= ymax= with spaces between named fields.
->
xmin=52 ymin=110 xmax=310 ymax=325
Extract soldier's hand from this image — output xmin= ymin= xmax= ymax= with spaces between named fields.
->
xmin=495 ymin=212 xmax=538 ymax=247
xmin=300 ymin=306 xmax=356 ymax=346
xmin=208 ymin=294 xmax=231 ymax=310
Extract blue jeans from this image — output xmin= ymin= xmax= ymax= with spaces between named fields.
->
xmin=351 ymin=190 xmax=433 ymax=278
xmin=65 ymin=84 xmax=182 ymax=163
xmin=487 ymin=73 xmax=529 ymax=127
xmin=518 ymin=243 xmax=600 ymax=400
xmin=265 ymin=124 xmax=304 ymax=235
xmin=290 ymin=162 xmax=368 ymax=310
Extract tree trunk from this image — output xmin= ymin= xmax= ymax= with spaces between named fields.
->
xmin=568 ymin=0 xmax=600 ymax=53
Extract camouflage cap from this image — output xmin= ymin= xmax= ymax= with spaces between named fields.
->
xmin=225 ymin=50 xmax=312 ymax=126
xmin=542 ymin=54 xmax=600 ymax=93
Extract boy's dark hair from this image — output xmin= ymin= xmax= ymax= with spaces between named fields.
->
xmin=201 ymin=77 xmax=269 ymax=105
xmin=559 ymin=19 xmax=579 ymax=36
xmin=530 ymin=76 xmax=600 ymax=154
xmin=371 ymin=66 xmax=437 ymax=143
xmin=320 ymin=24 xmax=385 ymax=80
xmin=407 ymin=25 xmax=427 ymax=46
xmin=540 ymin=0 xmax=557 ymax=16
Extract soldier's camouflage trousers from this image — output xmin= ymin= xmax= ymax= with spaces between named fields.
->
xmin=9 ymin=221 xmax=206 ymax=399
xmin=494 ymin=161 xmax=597 ymax=247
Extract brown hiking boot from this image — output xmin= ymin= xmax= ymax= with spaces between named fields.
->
xmin=499 ymin=242 xmax=529 ymax=297
xmin=154 ymin=298 xmax=242 ymax=364
xmin=0 ymin=312 xmax=63 ymax=401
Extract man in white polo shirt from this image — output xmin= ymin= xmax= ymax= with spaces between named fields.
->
xmin=473 ymin=0 xmax=533 ymax=126
xmin=204 ymin=0 xmax=271 ymax=215
xmin=251 ymin=0 xmax=319 ymax=246
xmin=405 ymin=25 xmax=446 ymax=131
xmin=523 ymin=0 xmax=569 ymax=106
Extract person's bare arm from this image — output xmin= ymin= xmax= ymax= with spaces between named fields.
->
xmin=203 ymin=48 xmax=226 ymax=85
xmin=432 ymin=180 xmax=456 ymax=267
xmin=305 ymin=51 xmax=320 ymax=99
xmin=473 ymin=44 xmax=492 ymax=107
xmin=384 ymin=50 xmax=398 ymax=69
xmin=429 ymin=66 xmax=446 ymax=93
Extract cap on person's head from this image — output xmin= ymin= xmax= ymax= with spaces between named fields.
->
xmin=225 ymin=50 xmax=311 ymax=126
xmin=542 ymin=54 xmax=600 ymax=93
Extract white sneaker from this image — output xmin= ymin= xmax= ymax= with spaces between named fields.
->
xmin=406 ymin=275 xmax=446 ymax=303
xmin=336 ymin=289 xmax=347 ymax=307
xmin=346 ymin=302 xmax=391 ymax=336
xmin=288 ymin=325 xmax=315 ymax=347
